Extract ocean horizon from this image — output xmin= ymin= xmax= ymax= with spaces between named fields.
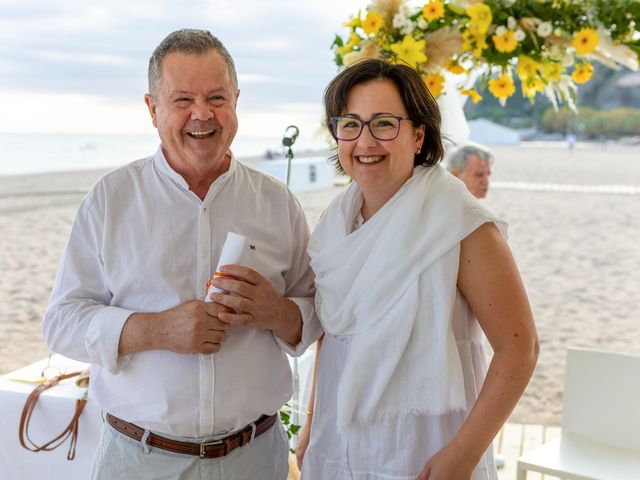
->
xmin=0 ymin=132 xmax=329 ymax=177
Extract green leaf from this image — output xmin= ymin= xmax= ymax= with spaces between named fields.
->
xmin=279 ymin=410 xmax=291 ymax=425
xmin=331 ymin=34 xmax=344 ymax=48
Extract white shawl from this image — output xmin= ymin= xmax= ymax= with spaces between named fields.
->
xmin=308 ymin=165 xmax=506 ymax=430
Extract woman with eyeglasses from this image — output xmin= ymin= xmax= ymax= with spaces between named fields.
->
xmin=296 ymin=59 xmax=539 ymax=480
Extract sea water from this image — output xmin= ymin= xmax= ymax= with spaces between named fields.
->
xmin=0 ymin=132 xmax=334 ymax=192
xmin=0 ymin=132 xmax=320 ymax=176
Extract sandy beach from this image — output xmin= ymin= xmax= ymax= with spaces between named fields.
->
xmin=1 ymin=143 xmax=639 ymax=426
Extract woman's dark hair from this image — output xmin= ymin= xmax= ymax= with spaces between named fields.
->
xmin=324 ymin=59 xmax=444 ymax=175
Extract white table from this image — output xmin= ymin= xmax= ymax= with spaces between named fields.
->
xmin=0 ymin=350 xmax=316 ymax=479
xmin=0 ymin=356 xmax=101 ymax=480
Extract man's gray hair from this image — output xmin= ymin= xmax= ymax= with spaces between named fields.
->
xmin=148 ymin=28 xmax=238 ymax=97
xmin=446 ymin=143 xmax=494 ymax=173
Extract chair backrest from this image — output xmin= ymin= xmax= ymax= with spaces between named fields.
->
xmin=562 ymin=347 xmax=640 ymax=453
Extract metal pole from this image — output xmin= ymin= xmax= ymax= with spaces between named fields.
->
xmin=283 ymin=143 xmax=300 ymax=432
xmin=285 ymin=147 xmax=293 ymax=188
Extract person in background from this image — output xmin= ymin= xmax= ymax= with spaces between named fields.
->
xmin=41 ymin=28 xmax=321 ymax=480
xmin=446 ymin=143 xmax=494 ymax=199
xmin=296 ymin=59 xmax=538 ymax=480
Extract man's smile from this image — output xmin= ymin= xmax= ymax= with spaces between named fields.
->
xmin=186 ymin=129 xmax=216 ymax=138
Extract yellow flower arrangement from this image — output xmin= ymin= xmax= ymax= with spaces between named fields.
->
xmin=362 ymin=11 xmax=385 ymax=36
xmin=466 ymin=3 xmax=492 ymax=35
xmin=488 ymin=74 xmax=516 ymax=99
xmin=460 ymin=88 xmax=482 ymax=103
xmin=462 ymin=29 xmax=488 ymax=58
xmin=522 ymin=76 xmax=545 ymax=99
xmin=445 ymin=60 xmax=467 ymax=75
xmin=571 ymin=28 xmax=600 ymax=55
xmin=516 ymin=55 xmax=542 ymax=81
xmin=390 ymin=35 xmax=427 ymax=68
xmin=542 ymin=61 xmax=562 ymax=82
xmin=446 ymin=59 xmax=466 ymax=75
xmin=571 ymin=63 xmax=594 ymax=84
xmin=422 ymin=1 xmax=445 ymax=22
xmin=423 ymin=72 xmax=445 ymax=97
xmin=492 ymin=30 xmax=518 ymax=53
xmin=337 ymin=32 xmax=362 ymax=56
xmin=331 ymin=0 xmax=639 ymax=107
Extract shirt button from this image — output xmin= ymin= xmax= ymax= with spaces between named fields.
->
xmin=204 ymin=401 xmax=212 ymax=409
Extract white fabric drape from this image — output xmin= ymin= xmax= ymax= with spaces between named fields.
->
xmin=308 ymin=165 xmax=506 ymax=430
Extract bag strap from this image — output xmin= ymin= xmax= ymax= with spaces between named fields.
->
xmin=18 ymin=371 xmax=87 ymax=460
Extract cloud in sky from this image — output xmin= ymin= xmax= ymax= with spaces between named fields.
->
xmin=0 ymin=0 xmax=367 ymax=150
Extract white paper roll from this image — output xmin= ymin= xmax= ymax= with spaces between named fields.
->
xmin=205 ymin=232 xmax=249 ymax=302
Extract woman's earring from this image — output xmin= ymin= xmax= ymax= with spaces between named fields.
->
xmin=416 ymin=147 xmax=421 ymax=154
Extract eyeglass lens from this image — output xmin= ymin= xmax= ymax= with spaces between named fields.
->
xmin=333 ymin=115 xmax=402 ymax=141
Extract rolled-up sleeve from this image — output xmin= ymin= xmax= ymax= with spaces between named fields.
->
xmin=273 ymin=195 xmax=323 ymax=356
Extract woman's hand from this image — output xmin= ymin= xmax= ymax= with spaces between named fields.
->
xmin=295 ymin=416 xmax=312 ymax=470
xmin=417 ymin=444 xmax=476 ymax=480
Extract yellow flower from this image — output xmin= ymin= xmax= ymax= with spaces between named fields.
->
xmin=542 ymin=61 xmax=562 ymax=81
xmin=446 ymin=59 xmax=466 ymax=75
xmin=390 ymin=35 xmax=427 ymax=67
xmin=492 ymin=30 xmax=518 ymax=53
xmin=460 ymin=88 xmax=482 ymax=103
xmin=337 ymin=32 xmax=363 ymax=56
xmin=572 ymin=28 xmax=599 ymax=55
xmin=344 ymin=13 xmax=361 ymax=29
xmin=466 ymin=3 xmax=492 ymax=35
xmin=516 ymin=55 xmax=541 ymax=81
xmin=473 ymin=41 xmax=488 ymax=58
xmin=522 ymin=76 xmax=544 ymax=99
xmin=362 ymin=11 xmax=384 ymax=35
xmin=422 ymin=1 xmax=445 ymax=22
xmin=488 ymin=74 xmax=516 ymax=99
xmin=462 ymin=30 xmax=488 ymax=58
xmin=423 ymin=73 xmax=445 ymax=98
xmin=462 ymin=30 xmax=474 ymax=51
xmin=572 ymin=63 xmax=593 ymax=84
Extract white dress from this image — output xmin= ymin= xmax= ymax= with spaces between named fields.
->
xmin=302 ymin=214 xmax=500 ymax=480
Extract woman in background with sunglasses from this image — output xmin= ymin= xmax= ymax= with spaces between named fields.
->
xmin=297 ymin=59 xmax=539 ymax=480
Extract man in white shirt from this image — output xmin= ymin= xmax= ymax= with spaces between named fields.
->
xmin=41 ymin=29 xmax=321 ymax=479
xmin=446 ymin=143 xmax=494 ymax=199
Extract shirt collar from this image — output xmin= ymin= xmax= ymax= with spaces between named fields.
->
xmin=152 ymin=145 xmax=238 ymax=199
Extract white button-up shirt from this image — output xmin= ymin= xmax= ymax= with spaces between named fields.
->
xmin=42 ymin=147 xmax=321 ymax=437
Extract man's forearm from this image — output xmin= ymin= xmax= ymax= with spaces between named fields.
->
xmin=118 ymin=311 xmax=166 ymax=357
xmin=271 ymin=299 xmax=303 ymax=346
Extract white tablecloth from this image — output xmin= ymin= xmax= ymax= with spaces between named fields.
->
xmin=0 ymin=355 xmax=101 ymax=480
xmin=0 ymin=350 xmax=316 ymax=479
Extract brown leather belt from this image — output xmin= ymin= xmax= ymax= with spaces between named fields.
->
xmin=106 ymin=413 xmax=277 ymax=459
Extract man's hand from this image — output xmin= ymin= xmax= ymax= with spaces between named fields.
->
xmin=119 ymin=300 xmax=233 ymax=357
xmin=208 ymin=265 xmax=302 ymax=346
xmin=158 ymin=300 xmax=233 ymax=354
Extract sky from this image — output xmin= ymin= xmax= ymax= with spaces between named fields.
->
xmin=0 ymin=0 xmax=370 ymax=150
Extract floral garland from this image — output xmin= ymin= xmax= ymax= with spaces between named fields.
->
xmin=332 ymin=0 xmax=640 ymax=109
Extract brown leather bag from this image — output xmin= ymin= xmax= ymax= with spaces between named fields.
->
xmin=18 ymin=371 xmax=87 ymax=460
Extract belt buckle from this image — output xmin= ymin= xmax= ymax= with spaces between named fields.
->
xmin=199 ymin=439 xmax=224 ymax=459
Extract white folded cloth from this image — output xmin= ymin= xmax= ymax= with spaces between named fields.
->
xmin=308 ymin=165 xmax=506 ymax=430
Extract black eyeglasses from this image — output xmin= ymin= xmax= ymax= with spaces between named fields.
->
xmin=329 ymin=114 xmax=411 ymax=141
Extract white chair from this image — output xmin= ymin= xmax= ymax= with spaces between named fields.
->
xmin=517 ymin=347 xmax=640 ymax=480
